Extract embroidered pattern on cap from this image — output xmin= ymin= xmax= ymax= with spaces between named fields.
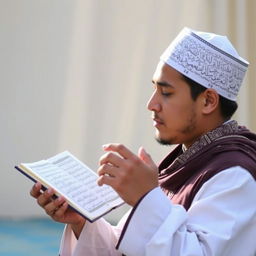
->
xmin=161 ymin=28 xmax=249 ymax=101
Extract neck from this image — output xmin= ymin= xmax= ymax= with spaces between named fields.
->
xmin=184 ymin=118 xmax=227 ymax=149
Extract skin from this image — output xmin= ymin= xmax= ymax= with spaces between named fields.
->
xmin=30 ymin=61 xmax=225 ymax=239
xmin=30 ymin=182 xmax=86 ymax=238
xmin=148 ymin=61 xmax=223 ymax=147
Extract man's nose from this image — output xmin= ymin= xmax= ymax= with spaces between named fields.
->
xmin=147 ymin=91 xmax=161 ymax=112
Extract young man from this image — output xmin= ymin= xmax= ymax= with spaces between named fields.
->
xmin=31 ymin=27 xmax=256 ymax=255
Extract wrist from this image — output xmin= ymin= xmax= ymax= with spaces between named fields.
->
xmin=71 ymin=218 xmax=86 ymax=239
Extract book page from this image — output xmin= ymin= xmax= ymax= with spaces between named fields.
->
xmin=23 ymin=152 xmax=121 ymax=214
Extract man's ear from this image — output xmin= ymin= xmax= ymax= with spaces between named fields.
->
xmin=201 ymin=89 xmax=219 ymax=114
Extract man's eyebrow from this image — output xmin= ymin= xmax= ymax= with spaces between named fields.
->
xmin=152 ymin=80 xmax=174 ymax=88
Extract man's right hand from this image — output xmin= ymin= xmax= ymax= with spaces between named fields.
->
xmin=30 ymin=182 xmax=86 ymax=238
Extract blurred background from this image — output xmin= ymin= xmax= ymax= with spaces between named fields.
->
xmin=0 ymin=0 xmax=255 ymax=255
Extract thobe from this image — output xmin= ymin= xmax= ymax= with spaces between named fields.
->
xmin=59 ymin=166 xmax=256 ymax=256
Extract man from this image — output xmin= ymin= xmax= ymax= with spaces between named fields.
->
xmin=31 ymin=27 xmax=256 ymax=255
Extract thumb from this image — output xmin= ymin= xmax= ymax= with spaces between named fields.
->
xmin=138 ymin=147 xmax=157 ymax=170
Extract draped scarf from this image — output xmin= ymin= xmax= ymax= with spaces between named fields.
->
xmin=158 ymin=120 xmax=256 ymax=210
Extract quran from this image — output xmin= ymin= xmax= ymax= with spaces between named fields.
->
xmin=15 ymin=151 xmax=124 ymax=222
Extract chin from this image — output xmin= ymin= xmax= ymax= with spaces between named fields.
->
xmin=155 ymin=135 xmax=175 ymax=146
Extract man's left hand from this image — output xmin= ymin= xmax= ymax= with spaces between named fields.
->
xmin=97 ymin=144 xmax=158 ymax=206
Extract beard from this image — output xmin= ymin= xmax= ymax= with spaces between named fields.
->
xmin=155 ymin=111 xmax=197 ymax=146
xmin=155 ymin=136 xmax=175 ymax=146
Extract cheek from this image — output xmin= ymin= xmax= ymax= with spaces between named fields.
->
xmin=164 ymin=102 xmax=194 ymax=124
xmin=164 ymin=102 xmax=186 ymax=117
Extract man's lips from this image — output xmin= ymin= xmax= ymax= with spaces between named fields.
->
xmin=152 ymin=117 xmax=164 ymax=127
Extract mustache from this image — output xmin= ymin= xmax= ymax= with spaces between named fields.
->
xmin=152 ymin=113 xmax=164 ymax=123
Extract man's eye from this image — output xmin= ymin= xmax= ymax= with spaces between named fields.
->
xmin=161 ymin=92 xmax=172 ymax=96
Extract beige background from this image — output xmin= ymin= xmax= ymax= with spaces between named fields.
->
xmin=0 ymin=0 xmax=255 ymax=219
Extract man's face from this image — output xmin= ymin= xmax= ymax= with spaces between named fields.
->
xmin=147 ymin=61 xmax=202 ymax=147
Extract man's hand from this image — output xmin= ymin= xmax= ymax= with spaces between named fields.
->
xmin=30 ymin=182 xmax=85 ymax=238
xmin=97 ymin=144 xmax=158 ymax=206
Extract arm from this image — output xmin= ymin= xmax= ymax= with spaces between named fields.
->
xmin=117 ymin=167 xmax=256 ymax=256
xmin=59 ymin=216 xmax=127 ymax=256
xmin=30 ymin=182 xmax=127 ymax=256
xmin=97 ymin=144 xmax=256 ymax=255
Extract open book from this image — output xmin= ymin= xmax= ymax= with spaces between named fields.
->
xmin=15 ymin=151 xmax=124 ymax=222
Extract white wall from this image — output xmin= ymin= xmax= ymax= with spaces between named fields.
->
xmin=0 ymin=0 xmax=255 ymax=219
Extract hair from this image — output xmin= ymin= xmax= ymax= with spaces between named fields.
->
xmin=182 ymin=75 xmax=238 ymax=120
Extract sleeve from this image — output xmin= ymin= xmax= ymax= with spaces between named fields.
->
xmin=59 ymin=212 xmax=130 ymax=256
xmin=117 ymin=166 xmax=256 ymax=256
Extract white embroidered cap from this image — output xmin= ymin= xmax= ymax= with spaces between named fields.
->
xmin=160 ymin=27 xmax=249 ymax=101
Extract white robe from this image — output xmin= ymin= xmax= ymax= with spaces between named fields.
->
xmin=59 ymin=166 xmax=256 ymax=256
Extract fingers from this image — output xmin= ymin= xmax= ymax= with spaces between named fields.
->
xmin=97 ymin=162 xmax=117 ymax=187
xmin=98 ymin=144 xmax=158 ymax=206
xmin=30 ymin=182 xmax=55 ymax=208
xmin=53 ymin=202 xmax=69 ymax=219
xmin=102 ymin=143 xmax=134 ymax=160
xmin=37 ymin=187 xmax=55 ymax=207
xmin=138 ymin=147 xmax=157 ymax=169
xmin=44 ymin=196 xmax=66 ymax=216
xmin=97 ymin=174 xmax=115 ymax=186
xmin=30 ymin=182 xmax=68 ymax=219
xmin=30 ymin=182 xmax=42 ymax=198
xmin=99 ymin=151 xmax=124 ymax=167
xmin=100 ymin=143 xmax=138 ymax=169
xmin=98 ymin=163 xmax=117 ymax=177
xmin=37 ymin=189 xmax=68 ymax=219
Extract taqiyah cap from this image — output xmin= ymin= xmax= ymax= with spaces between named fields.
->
xmin=160 ymin=27 xmax=249 ymax=101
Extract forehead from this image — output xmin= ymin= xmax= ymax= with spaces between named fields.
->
xmin=152 ymin=61 xmax=183 ymax=84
